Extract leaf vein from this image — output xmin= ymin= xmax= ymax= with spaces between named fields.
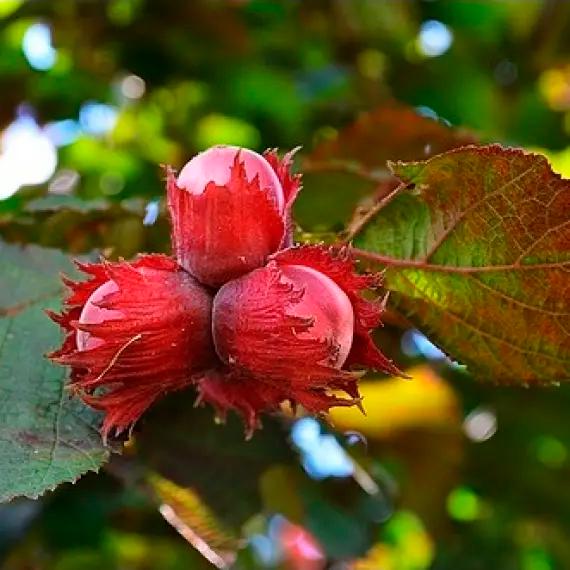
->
xmin=424 ymin=162 xmax=537 ymax=261
xmin=396 ymin=272 xmax=569 ymax=366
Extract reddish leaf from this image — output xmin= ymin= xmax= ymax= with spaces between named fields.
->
xmin=353 ymin=145 xmax=570 ymax=385
xmin=298 ymin=101 xmax=476 ymax=232
xmin=308 ymin=100 xmax=477 ymax=172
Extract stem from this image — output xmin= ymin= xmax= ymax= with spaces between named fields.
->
xmin=342 ymin=181 xmax=406 ymax=243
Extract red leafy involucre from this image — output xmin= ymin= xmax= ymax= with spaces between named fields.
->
xmin=199 ymin=244 xmax=399 ymax=435
xmin=167 ymin=146 xmax=301 ymax=287
xmin=48 ymin=254 xmax=214 ymax=440
xmin=274 ymin=245 xmax=399 ymax=374
xmin=263 ymin=147 xmax=302 ymax=248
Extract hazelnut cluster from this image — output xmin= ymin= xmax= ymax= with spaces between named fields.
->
xmin=49 ymin=146 xmax=397 ymax=439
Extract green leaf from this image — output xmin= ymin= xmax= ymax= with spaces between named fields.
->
xmin=354 ymin=145 xmax=570 ymax=385
xmin=0 ymin=243 xmax=108 ymax=503
xmin=0 ymin=243 xmax=70 ymax=312
xmin=137 ymin=398 xmax=293 ymax=531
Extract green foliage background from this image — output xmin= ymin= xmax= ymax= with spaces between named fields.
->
xmin=0 ymin=1 xmax=569 ymax=569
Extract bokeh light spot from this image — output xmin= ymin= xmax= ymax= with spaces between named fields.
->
xmin=49 ymin=169 xmax=79 ymax=194
xmin=0 ymin=115 xmax=57 ymax=200
xmin=143 ymin=200 xmax=160 ymax=226
xmin=100 ymin=171 xmax=125 ymax=195
xmin=195 ymin=114 xmax=260 ymax=150
xmin=291 ymin=417 xmax=354 ymax=480
xmin=79 ymin=102 xmax=119 ymax=136
xmin=120 ymin=74 xmax=146 ymax=100
xmin=539 ymin=66 xmax=570 ymax=111
xmin=401 ymin=329 xmax=446 ymax=360
xmin=494 ymin=59 xmax=518 ymax=86
xmin=44 ymin=119 xmax=81 ymax=147
xmin=463 ymin=407 xmax=497 ymax=442
xmin=447 ymin=487 xmax=481 ymax=522
xmin=22 ymin=22 xmax=56 ymax=70
xmin=533 ymin=436 xmax=567 ymax=468
xmin=0 ymin=0 xmax=23 ymax=18
xmin=417 ymin=20 xmax=453 ymax=57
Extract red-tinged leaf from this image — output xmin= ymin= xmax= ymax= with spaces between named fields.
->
xmin=307 ymin=100 xmax=477 ymax=172
xmin=298 ymin=101 xmax=476 ymax=232
xmin=353 ymin=145 xmax=570 ymax=385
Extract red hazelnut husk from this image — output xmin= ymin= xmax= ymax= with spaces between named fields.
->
xmin=198 ymin=244 xmax=399 ymax=436
xmin=48 ymin=254 xmax=214 ymax=440
xmin=166 ymin=145 xmax=301 ymax=287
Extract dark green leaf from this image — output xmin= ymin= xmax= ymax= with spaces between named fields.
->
xmin=0 ymin=243 xmax=108 ymax=502
xmin=137 ymin=396 xmax=293 ymax=531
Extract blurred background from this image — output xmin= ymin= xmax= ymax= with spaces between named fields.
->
xmin=1 ymin=0 xmax=569 ymax=569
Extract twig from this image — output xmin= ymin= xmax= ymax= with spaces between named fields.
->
xmin=342 ymin=182 xmax=407 ymax=243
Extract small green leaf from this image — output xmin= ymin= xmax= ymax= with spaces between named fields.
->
xmin=354 ymin=145 xmax=570 ymax=385
xmin=0 ymin=243 xmax=108 ymax=503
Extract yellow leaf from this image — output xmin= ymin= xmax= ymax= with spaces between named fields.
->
xmin=330 ymin=366 xmax=460 ymax=439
